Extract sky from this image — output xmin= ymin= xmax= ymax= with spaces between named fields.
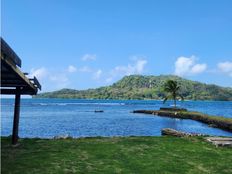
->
xmin=2 ymin=0 xmax=232 ymax=92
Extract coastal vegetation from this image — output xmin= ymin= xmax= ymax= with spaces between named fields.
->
xmin=2 ymin=136 xmax=232 ymax=174
xmin=35 ymin=75 xmax=232 ymax=101
xmin=163 ymin=80 xmax=184 ymax=107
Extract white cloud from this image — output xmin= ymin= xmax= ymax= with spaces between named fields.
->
xmin=113 ymin=59 xmax=147 ymax=76
xmin=30 ymin=67 xmax=70 ymax=92
xmin=174 ymin=56 xmax=207 ymax=76
xmin=49 ymin=74 xmax=69 ymax=88
xmin=105 ymin=77 xmax=113 ymax=83
xmin=218 ymin=61 xmax=232 ymax=77
xmin=30 ymin=67 xmax=48 ymax=80
xmin=78 ymin=66 xmax=92 ymax=73
xmin=135 ymin=59 xmax=147 ymax=73
xmin=93 ymin=69 xmax=102 ymax=79
xmin=105 ymin=58 xmax=147 ymax=83
xmin=67 ymin=65 xmax=77 ymax=73
xmin=191 ymin=64 xmax=207 ymax=74
xmin=81 ymin=54 xmax=96 ymax=61
xmin=49 ymin=74 xmax=68 ymax=82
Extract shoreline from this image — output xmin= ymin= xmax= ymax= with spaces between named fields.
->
xmin=133 ymin=110 xmax=232 ymax=133
xmin=2 ymin=97 xmax=232 ymax=102
xmin=25 ymin=98 xmax=232 ymax=102
xmin=0 ymin=97 xmax=232 ymax=103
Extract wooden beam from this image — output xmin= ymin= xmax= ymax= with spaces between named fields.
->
xmin=29 ymin=77 xmax=41 ymax=90
xmin=1 ymin=88 xmax=36 ymax=95
xmin=12 ymin=87 xmax=21 ymax=145
xmin=1 ymin=37 xmax=21 ymax=67
xmin=1 ymin=56 xmax=38 ymax=93
xmin=1 ymin=83 xmax=28 ymax=87
xmin=0 ymin=89 xmax=17 ymax=95
xmin=1 ymin=38 xmax=41 ymax=95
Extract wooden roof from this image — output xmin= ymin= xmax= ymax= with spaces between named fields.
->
xmin=1 ymin=37 xmax=41 ymax=95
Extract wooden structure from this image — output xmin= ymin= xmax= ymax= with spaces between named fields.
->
xmin=1 ymin=37 xmax=41 ymax=145
xmin=205 ymin=137 xmax=232 ymax=147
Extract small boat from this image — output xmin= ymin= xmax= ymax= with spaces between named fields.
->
xmin=94 ymin=110 xmax=104 ymax=113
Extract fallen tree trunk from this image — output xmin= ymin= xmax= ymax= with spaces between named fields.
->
xmin=161 ymin=128 xmax=205 ymax=137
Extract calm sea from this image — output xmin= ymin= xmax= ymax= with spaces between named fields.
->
xmin=1 ymin=99 xmax=232 ymax=138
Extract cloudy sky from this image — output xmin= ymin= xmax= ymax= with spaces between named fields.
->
xmin=2 ymin=0 xmax=232 ymax=92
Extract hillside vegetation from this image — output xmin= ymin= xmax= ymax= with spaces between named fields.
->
xmin=35 ymin=75 xmax=232 ymax=100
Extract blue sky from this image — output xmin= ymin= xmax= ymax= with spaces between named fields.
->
xmin=2 ymin=0 xmax=232 ymax=92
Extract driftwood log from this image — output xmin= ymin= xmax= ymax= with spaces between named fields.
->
xmin=161 ymin=128 xmax=206 ymax=137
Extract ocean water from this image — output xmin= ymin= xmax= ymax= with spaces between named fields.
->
xmin=1 ymin=99 xmax=232 ymax=138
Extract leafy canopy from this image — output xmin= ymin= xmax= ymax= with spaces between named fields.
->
xmin=163 ymin=80 xmax=184 ymax=107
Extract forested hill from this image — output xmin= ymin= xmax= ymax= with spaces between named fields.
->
xmin=35 ymin=75 xmax=232 ymax=101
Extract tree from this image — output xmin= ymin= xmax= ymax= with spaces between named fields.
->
xmin=163 ymin=80 xmax=184 ymax=108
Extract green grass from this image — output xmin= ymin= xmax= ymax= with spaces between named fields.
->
xmin=1 ymin=136 xmax=232 ymax=174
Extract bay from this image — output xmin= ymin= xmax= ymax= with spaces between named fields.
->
xmin=1 ymin=99 xmax=232 ymax=138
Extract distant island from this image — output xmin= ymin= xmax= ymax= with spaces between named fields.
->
xmin=35 ymin=75 xmax=232 ymax=101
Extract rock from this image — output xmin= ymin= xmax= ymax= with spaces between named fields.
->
xmin=208 ymin=124 xmax=217 ymax=128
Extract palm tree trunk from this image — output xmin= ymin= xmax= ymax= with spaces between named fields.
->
xmin=173 ymin=93 xmax=176 ymax=108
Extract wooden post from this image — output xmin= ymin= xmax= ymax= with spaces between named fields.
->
xmin=12 ymin=87 xmax=21 ymax=145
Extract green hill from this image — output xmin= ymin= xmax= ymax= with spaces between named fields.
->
xmin=35 ymin=75 xmax=232 ymax=101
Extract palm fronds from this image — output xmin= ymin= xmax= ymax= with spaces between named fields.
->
xmin=162 ymin=80 xmax=184 ymax=107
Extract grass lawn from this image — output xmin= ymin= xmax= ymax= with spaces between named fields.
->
xmin=1 ymin=136 xmax=232 ymax=174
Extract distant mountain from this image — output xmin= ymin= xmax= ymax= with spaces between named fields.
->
xmin=35 ymin=75 xmax=232 ymax=101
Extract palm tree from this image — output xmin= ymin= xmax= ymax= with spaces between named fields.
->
xmin=163 ymin=80 xmax=184 ymax=108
